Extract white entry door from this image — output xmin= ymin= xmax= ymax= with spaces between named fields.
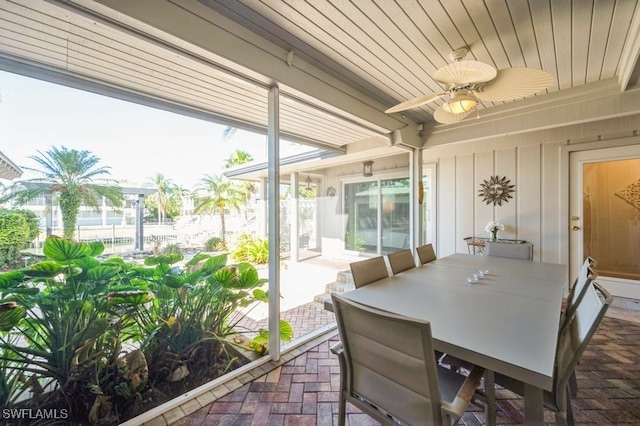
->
xmin=570 ymin=145 xmax=640 ymax=299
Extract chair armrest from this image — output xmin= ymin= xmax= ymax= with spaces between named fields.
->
xmin=456 ymin=366 xmax=484 ymax=402
xmin=330 ymin=341 xmax=343 ymax=355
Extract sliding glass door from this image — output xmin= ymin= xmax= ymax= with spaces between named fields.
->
xmin=344 ymin=181 xmax=379 ymax=254
xmin=344 ymin=176 xmax=410 ymax=255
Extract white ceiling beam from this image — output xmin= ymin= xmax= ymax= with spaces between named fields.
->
xmin=618 ymin=3 xmax=640 ymax=91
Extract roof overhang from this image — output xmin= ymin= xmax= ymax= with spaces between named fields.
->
xmin=0 ymin=0 xmax=420 ymax=156
xmin=224 ymin=138 xmax=409 ymax=182
xmin=0 ymin=150 xmax=22 ymax=180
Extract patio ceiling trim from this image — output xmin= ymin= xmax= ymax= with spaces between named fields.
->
xmin=618 ymin=9 xmax=640 ymax=91
xmin=0 ymin=55 xmax=274 ymax=137
xmin=223 ymin=148 xmax=342 ymax=180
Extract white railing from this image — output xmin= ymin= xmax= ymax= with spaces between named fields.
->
xmin=27 ymin=218 xmax=226 ymax=255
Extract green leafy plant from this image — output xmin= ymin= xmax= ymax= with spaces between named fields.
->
xmin=0 ymin=236 xmax=292 ymax=423
xmin=161 ymin=243 xmax=182 ymax=256
xmin=246 ymin=238 xmax=268 ymax=264
xmin=0 ymin=237 xmax=146 ymax=422
xmin=0 ymin=337 xmax=27 ymax=407
xmin=126 ymin=251 xmax=291 ymax=385
xmin=0 ymin=209 xmax=40 ymax=270
xmin=231 ymin=233 xmax=269 ymax=264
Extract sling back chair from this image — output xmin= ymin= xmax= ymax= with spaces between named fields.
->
xmin=331 ymin=293 xmax=485 ymax=426
xmin=349 ymin=256 xmax=389 ymax=289
xmin=491 ymin=281 xmax=612 ymax=426
xmin=417 ymin=243 xmax=437 ymax=264
xmin=387 ymin=248 xmax=416 ymax=275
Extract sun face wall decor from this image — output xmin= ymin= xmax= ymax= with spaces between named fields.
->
xmin=478 ymin=175 xmax=515 ymax=206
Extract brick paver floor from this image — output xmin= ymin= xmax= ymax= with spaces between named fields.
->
xmin=172 ymin=313 xmax=640 ymax=425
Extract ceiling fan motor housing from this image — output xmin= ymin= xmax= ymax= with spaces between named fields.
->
xmin=449 ymin=47 xmax=469 ymax=62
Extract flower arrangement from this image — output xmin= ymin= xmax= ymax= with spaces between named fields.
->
xmin=484 ymin=221 xmax=505 ymax=241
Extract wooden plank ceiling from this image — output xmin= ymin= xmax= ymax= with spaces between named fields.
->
xmin=205 ymin=0 xmax=640 ymax=124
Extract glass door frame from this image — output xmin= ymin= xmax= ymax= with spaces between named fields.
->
xmin=421 ymin=163 xmax=437 ymax=247
xmin=342 ymin=170 xmax=410 ymax=256
xmin=569 ymin=144 xmax=640 ymax=299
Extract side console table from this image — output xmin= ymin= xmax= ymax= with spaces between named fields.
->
xmin=464 ymin=237 xmax=527 ymax=255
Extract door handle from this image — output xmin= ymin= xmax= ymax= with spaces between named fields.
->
xmin=571 ymin=226 xmax=580 ymax=231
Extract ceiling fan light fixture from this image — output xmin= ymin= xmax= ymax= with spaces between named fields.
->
xmin=443 ymin=95 xmax=477 ymax=114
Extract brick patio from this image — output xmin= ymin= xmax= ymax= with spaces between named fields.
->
xmin=165 ymin=308 xmax=640 ymax=426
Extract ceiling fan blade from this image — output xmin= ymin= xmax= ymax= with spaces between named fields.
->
xmin=385 ymin=92 xmax=446 ymax=114
xmin=433 ymin=60 xmax=497 ymax=85
xmin=433 ymin=104 xmax=472 ymax=124
xmin=474 ymin=67 xmax=555 ymax=103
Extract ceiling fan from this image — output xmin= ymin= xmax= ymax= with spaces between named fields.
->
xmin=385 ymin=47 xmax=554 ymax=124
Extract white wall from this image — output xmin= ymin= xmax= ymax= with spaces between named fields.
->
xmin=424 ymin=114 xmax=640 ymax=265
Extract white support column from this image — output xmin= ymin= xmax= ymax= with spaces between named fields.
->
xmin=45 ymin=192 xmax=53 ymax=237
xmin=267 ymin=86 xmax=281 ymax=362
xmin=259 ymin=177 xmax=268 ymax=238
xmin=102 ymin=195 xmax=107 ymax=226
xmin=290 ymin=172 xmax=300 ymax=263
xmin=410 ymin=148 xmax=423 ymax=252
xmin=135 ymin=194 xmax=145 ymax=251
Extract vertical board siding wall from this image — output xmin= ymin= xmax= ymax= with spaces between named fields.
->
xmin=428 ymin=112 xmax=640 ymax=267
xmin=432 ymin=141 xmax=564 ymax=264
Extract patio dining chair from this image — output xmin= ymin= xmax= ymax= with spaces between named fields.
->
xmin=417 ymin=243 xmax=437 ymax=264
xmin=485 ymin=241 xmax=533 ymax=260
xmin=349 ymin=256 xmax=389 ymax=288
xmin=387 ymin=248 xmax=416 ymax=274
xmin=330 ymin=293 xmax=485 ymax=426
xmin=490 ymin=281 xmax=612 ymax=426
xmin=561 ymin=257 xmax=596 ymax=395
xmin=561 ymin=258 xmax=597 ymax=333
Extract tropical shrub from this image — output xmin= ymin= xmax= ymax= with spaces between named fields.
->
xmin=230 ymin=232 xmax=253 ymax=261
xmin=160 ymin=243 xmax=182 ymax=256
xmin=0 ymin=236 xmax=292 ymax=424
xmin=13 ymin=209 xmax=40 ymax=243
xmin=126 ymin=251 xmax=292 ymax=383
xmin=204 ymin=236 xmax=226 ymax=252
xmin=0 ymin=208 xmax=40 ymax=270
xmin=245 ymin=238 xmax=269 ymax=264
xmin=0 ymin=237 xmax=142 ymax=423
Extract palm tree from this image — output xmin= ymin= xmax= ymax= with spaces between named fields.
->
xmin=223 ymin=150 xmax=257 ymax=214
xmin=146 ymin=173 xmax=180 ymax=224
xmin=194 ymin=174 xmax=244 ymax=243
xmin=223 ymin=149 xmax=253 ymax=169
xmin=2 ymin=146 xmax=123 ymax=240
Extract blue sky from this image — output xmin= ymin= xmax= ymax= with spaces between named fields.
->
xmin=0 ymin=70 xmax=272 ymax=188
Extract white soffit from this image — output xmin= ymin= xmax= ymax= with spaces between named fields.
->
xmin=0 ymin=0 xmax=386 ymax=150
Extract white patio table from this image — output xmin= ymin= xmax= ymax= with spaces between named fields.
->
xmin=341 ymin=253 xmax=567 ymax=425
